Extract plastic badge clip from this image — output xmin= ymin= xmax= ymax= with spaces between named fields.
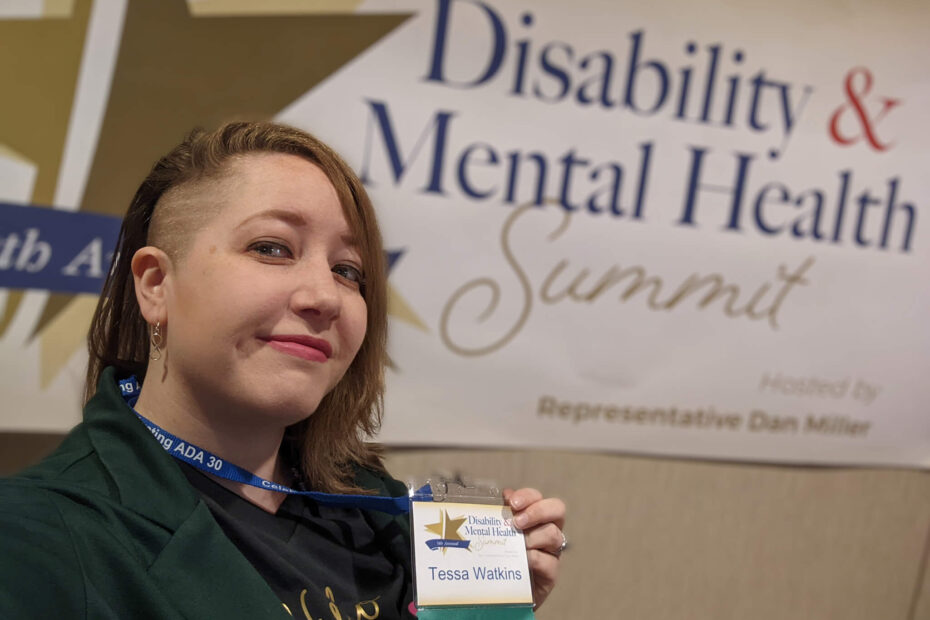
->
xmin=409 ymin=472 xmax=502 ymax=505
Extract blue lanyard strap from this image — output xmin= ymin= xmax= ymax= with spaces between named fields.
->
xmin=118 ymin=376 xmax=411 ymax=515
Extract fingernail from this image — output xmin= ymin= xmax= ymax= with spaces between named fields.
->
xmin=510 ymin=498 xmax=523 ymax=510
xmin=514 ymin=514 xmax=528 ymax=528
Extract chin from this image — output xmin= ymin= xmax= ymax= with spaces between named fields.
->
xmin=273 ymin=395 xmax=325 ymax=423
xmin=232 ymin=390 xmax=321 ymax=428
xmin=239 ymin=371 xmax=329 ymax=413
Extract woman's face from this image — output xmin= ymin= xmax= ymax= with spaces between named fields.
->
xmin=159 ymin=153 xmax=368 ymax=426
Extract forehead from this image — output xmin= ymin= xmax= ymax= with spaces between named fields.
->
xmin=210 ymin=153 xmax=354 ymax=234
xmin=225 ymin=152 xmax=338 ymax=208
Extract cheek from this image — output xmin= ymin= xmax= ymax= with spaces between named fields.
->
xmin=166 ymin=267 xmax=255 ymax=343
xmin=165 ymin=291 xmax=217 ymax=354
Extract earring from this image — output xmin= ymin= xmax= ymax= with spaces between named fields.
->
xmin=150 ymin=322 xmax=163 ymax=361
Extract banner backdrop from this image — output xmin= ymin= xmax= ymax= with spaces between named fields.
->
xmin=0 ymin=0 xmax=927 ymax=467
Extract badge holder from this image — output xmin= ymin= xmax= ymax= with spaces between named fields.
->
xmin=409 ymin=476 xmax=536 ymax=620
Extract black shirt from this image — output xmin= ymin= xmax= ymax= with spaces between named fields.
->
xmin=180 ymin=464 xmax=415 ymax=619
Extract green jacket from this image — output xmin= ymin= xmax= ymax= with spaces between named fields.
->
xmin=0 ymin=367 xmax=411 ymax=619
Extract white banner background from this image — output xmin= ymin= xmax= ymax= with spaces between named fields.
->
xmin=1 ymin=0 xmax=928 ymax=467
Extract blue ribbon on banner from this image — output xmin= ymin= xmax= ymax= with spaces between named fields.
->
xmin=0 ymin=202 xmax=121 ymax=294
xmin=426 ymin=539 xmax=471 ymax=551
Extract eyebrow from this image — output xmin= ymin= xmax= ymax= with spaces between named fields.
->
xmin=237 ymin=208 xmax=360 ymax=248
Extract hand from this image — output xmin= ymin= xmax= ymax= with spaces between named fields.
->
xmin=503 ymin=487 xmax=566 ymax=610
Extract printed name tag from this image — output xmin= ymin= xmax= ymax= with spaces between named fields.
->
xmin=411 ymin=501 xmax=534 ymax=608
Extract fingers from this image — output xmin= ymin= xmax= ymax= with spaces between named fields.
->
xmin=503 ymin=487 xmax=542 ymax=511
xmin=522 ymin=522 xmax=564 ymax=556
xmin=508 ymin=493 xmax=566 ymax=531
xmin=502 ymin=488 xmax=566 ymax=612
xmin=526 ymin=548 xmax=560 ymax=607
xmin=527 ymin=548 xmax=560 ymax=584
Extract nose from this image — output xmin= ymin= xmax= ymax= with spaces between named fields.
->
xmin=290 ymin=258 xmax=342 ymax=323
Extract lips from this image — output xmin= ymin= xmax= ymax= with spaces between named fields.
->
xmin=263 ymin=334 xmax=332 ymax=363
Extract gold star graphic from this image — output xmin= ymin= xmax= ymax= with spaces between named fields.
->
xmin=425 ymin=510 xmax=468 ymax=555
xmin=27 ymin=0 xmax=412 ymax=385
xmin=388 ymin=286 xmax=428 ymax=332
xmin=0 ymin=1 xmax=91 ymax=339
xmin=0 ymin=0 xmax=88 ymax=207
xmin=385 ymin=249 xmax=428 ymax=368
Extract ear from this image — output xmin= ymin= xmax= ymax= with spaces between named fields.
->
xmin=131 ymin=246 xmax=172 ymax=326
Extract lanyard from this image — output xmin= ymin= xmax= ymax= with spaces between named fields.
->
xmin=118 ymin=376 xmax=411 ymax=515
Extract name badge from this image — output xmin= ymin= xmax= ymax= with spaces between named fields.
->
xmin=411 ymin=500 xmax=534 ymax=608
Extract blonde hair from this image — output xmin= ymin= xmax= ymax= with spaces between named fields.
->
xmin=86 ymin=121 xmax=388 ymax=493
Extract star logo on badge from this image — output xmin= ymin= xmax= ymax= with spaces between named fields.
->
xmin=424 ymin=510 xmax=468 ymax=555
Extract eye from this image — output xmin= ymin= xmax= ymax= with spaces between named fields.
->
xmin=333 ymin=263 xmax=365 ymax=292
xmin=248 ymin=240 xmax=293 ymax=260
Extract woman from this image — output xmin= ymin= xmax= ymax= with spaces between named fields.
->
xmin=0 ymin=122 xmax=565 ymax=619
